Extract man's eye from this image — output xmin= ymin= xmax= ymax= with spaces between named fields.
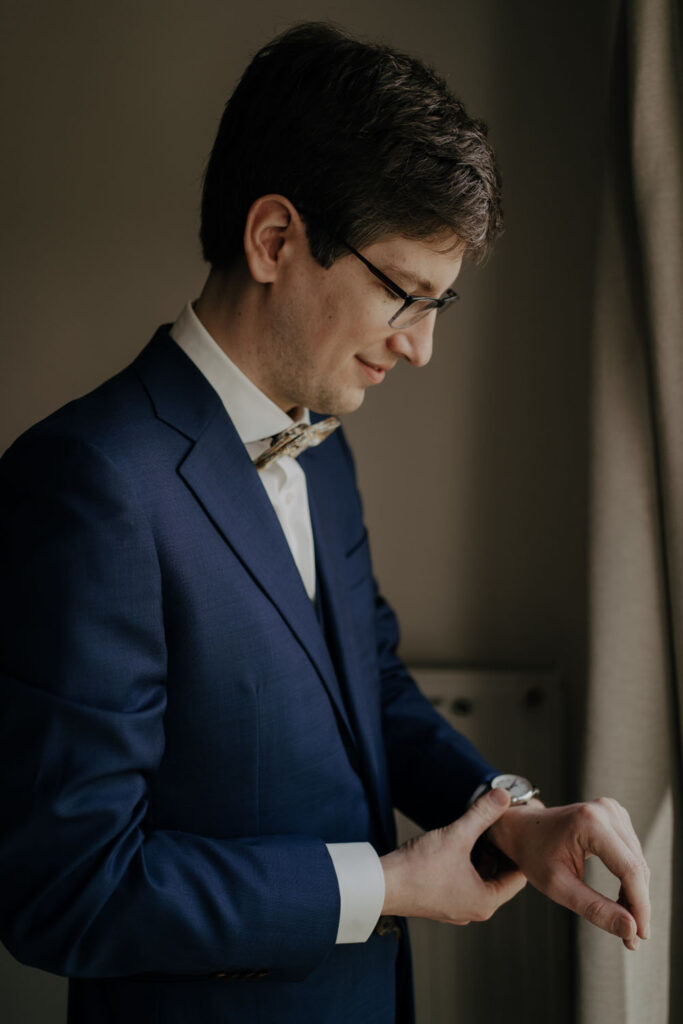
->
xmin=383 ymin=286 xmax=398 ymax=300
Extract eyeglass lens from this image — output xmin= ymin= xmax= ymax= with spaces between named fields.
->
xmin=391 ymin=298 xmax=450 ymax=329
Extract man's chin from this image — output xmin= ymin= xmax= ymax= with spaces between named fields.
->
xmin=311 ymin=387 xmax=366 ymax=418
xmin=331 ymin=390 xmax=367 ymax=417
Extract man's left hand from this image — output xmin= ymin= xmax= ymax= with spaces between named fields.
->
xmin=486 ymin=797 xmax=651 ymax=950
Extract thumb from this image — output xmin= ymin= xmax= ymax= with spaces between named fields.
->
xmin=459 ymin=787 xmax=511 ymax=843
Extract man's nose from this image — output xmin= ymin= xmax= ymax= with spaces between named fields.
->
xmin=386 ymin=313 xmax=436 ymax=367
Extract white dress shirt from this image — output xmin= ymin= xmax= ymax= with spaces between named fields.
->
xmin=170 ymin=302 xmax=385 ymax=943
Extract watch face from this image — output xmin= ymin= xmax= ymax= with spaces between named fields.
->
xmin=491 ymin=774 xmax=535 ymax=804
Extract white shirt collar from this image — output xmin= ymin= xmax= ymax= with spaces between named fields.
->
xmin=169 ymin=301 xmax=309 ymax=445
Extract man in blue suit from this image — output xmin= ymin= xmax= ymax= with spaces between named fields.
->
xmin=0 ymin=22 xmax=650 ymax=1024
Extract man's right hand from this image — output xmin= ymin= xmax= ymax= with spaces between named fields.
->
xmin=380 ymin=788 xmax=526 ymax=924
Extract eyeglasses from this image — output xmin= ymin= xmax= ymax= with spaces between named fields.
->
xmin=342 ymin=240 xmax=460 ymax=329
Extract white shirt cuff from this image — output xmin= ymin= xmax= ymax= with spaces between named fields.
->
xmin=326 ymin=842 xmax=386 ymax=944
xmin=467 ymin=781 xmax=490 ymax=807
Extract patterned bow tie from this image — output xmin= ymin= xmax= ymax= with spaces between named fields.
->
xmin=253 ymin=416 xmax=341 ymax=471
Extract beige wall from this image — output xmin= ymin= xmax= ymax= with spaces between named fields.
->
xmin=0 ymin=1 xmax=616 ymax=1019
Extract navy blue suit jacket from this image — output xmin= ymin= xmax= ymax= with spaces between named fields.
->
xmin=0 ymin=328 xmax=495 ymax=1023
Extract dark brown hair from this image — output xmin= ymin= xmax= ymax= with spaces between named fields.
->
xmin=200 ymin=22 xmax=502 ymax=269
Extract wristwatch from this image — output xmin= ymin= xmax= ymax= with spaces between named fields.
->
xmin=471 ymin=774 xmax=540 ymax=879
xmin=489 ymin=773 xmax=540 ymax=806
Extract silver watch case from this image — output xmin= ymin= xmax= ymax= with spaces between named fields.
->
xmin=490 ymin=773 xmax=540 ymax=806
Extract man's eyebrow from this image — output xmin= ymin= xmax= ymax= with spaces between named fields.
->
xmin=380 ymin=262 xmax=444 ymax=296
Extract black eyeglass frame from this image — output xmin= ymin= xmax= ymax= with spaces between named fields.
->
xmin=341 ymin=240 xmax=460 ymax=328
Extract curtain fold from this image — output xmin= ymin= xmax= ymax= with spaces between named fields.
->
xmin=580 ymin=0 xmax=682 ymax=1021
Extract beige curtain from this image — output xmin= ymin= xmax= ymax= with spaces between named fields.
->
xmin=580 ymin=0 xmax=682 ymax=1021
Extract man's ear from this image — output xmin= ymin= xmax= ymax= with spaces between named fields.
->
xmin=243 ymin=195 xmax=301 ymax=283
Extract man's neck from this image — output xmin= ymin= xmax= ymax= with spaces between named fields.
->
xmin=193 ymin=267 xmax=301 ymax=420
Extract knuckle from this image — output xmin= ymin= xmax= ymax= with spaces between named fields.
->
xmin=583 ymin=898 xmax=607 ymax=928
xmin=575 ymin=802 xmax=601 ymax=827
xmin=621 ymin=854 xmax=642 ymax=881
xmin=575 ymin=802 xmax=595 ymax=823
xmin=597 ymin=796 xmax=631 ymax=825
xmin=632 ymin=857 xmax=650 ymax=886
xmin=468 ymin=801 xmax=490 ymax=825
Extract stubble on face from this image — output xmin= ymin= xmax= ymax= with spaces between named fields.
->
xmin=260 ymin=286 xmax=367 ymax=417
xmin=248 ymin=232 xmax=464 ymax=417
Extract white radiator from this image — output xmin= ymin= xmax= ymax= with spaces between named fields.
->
xmin=399 ymin=666 xmax=571 ymax=1024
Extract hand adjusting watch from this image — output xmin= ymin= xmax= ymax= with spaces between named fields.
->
xmin=471 ymin=775 xmax=540 ymax=879
xmin=488 ymin=773 xmax=540 ymax=806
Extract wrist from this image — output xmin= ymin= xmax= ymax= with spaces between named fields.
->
xmin=379 ymin=848 xmax=409 ymax=917
xmin=380 ymin=836 xmax=435 ymax=918
xmin=486 ymin=797 xmax=545 ymax=861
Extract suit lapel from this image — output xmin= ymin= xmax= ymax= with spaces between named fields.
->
xmin=134 ymin=329 xmax=356 ymax=746
xmin=302 ymin=443 xmax=394 ymax=845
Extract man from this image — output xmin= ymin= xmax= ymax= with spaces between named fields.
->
xmin=0 ymin=22 xmax=649 ymax=1024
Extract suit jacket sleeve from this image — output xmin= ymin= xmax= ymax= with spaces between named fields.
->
xmin=0 ymin=432 xmax=339 ymax=980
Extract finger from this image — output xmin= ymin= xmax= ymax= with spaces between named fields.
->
xmin=458 ymin=788 xmax=511 ymax=845
xmin=546 ymin=867 xmax=638 ymax=943
xmin=592 ymin=800 xmax=651 ymax=940
xmin=585 ymin=819 xmax=651 ymax=941
xmin=618 ymin=887 xmax=649 ymax=947
xmin=591 ymin=798 xmax=646 ymax=867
